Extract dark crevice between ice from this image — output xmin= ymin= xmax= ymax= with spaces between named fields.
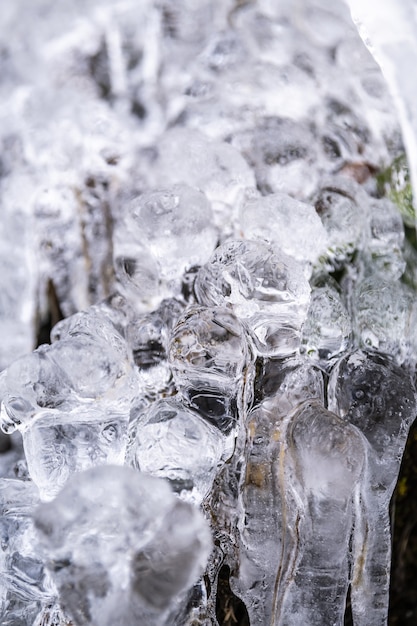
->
xmin=36 ymin=280 xmax=64 ymax=348
xmin=216 ymin=564 xmax=250 ymax=626
xmin=344 ymin=585 xmax=353 ymax=626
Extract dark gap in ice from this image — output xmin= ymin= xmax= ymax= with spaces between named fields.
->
xmin=181 ymin=266 xmax=200 ymax=302
xmin=88 ymin=38 xmax=111 ymax=101
xmin=126 ymin=47 xmax=142 ymax=72
xmin=293 ymin=51 xmax=315 ymax=78
xmin=0 ymin=430 xmax=11 ymax=453
xmin=390 ymin=417 xmax=417 ymax=623
xmin=328 ymin=266 xmax=347 ymax=286
xmin=132 ymin=342 xmax=166 ymax=368
xmin=215 ymin=564 xmax=250 ymax=626
xmin=255 ymin=180 xmax=272 ymax=195
xmin=343 ymin=585 xmax=353 ymax=626
xmin=120 ymin=257 xmax=137 ymax=279
xmin=0 ymin=155 xmax=7 ymax=179
xmin=322 ymin=369 xmax=329 ymax=409
xmin=131 ymin=100 xmax=147 ymax=120
xmin=322 ymin=134 xmax=342 ymax=161
xmin=161 ymin=7 xmax=178 ymax=39
xmin=404 ymin=224 xmax=417 ymax=250
xmin=252 ymin=357 xmax=265 ymax=406
xmin=36 ymin=280 xmax=64 ymax=347
xmin=167 ymin=476 xmax=194 ymax=494
xmin=187 ymin=390 xmax=237 ymax=434
xmin=328 ymin=45 xmax=338 ymax=62
xmin=204 ymin=573 xmax=212 ymax=600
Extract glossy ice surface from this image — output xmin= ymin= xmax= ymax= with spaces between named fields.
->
xmin=0 ymin=0 xmax=416 ymax=625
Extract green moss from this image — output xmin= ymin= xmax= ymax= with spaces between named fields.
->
xmin=377 ymin=154 xmax=415 ymax=228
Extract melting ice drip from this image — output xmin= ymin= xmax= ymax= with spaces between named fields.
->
xmin=0 ymin=1 xmax=416 ymax=625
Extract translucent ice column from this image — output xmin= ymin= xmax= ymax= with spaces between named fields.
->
xmin=234 ymin=354 xmax=368 ymax=626
xmin=328 ymin=350 xmax=417 ymax=625
xmin=0 ymin=181 xmax=38 ymax=369
xmin=278 ymin=400 xmax=366 ymax=626
xmin=234 ymin=356 xmax=326 ymax=625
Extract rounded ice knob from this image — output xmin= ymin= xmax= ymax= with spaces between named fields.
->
xmin=34 ymin=465 xmax=212 ymax=626
xmin=195 ymin=239 xmax=311 ymax=357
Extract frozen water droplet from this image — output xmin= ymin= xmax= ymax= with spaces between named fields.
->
xmin=195 ymin=239 xmax=310 ymax=357
xmin=353 ymin=276 xmax=413 ymax=363
xmin=1 ymin=307 xmax=139 ymax=500
xmin=169 ymin=304 xmax=253 ymax=433
xmin=255 ymin=354 xmax=325 ymax=411
xmin=239 ymin=192 xmax=328 ymax=265
xmin=127 ymin=298 xmax=184 ymax=370
xmin=251 ymin=116 xmax=319 ymax=198
xmin=314 ymin=177 xmax=368 ymax=269
xmin=0 ymin=349 xmax=73 ymax=434
xmin=113 ymin=245 xmax=161 ymax=310
xmin=149 ymin=127 xmax=256 ymax=236
xmin=301 ymin=281 xmax=352 ymax=365
xmin=128 ymin=397 xmax=228 ymax=504
xmin=364 ymin=197 xmax=406 ymax=279
xmin=23 ymin=407 xmax=129 ymax=501
xmin=120 ymin=184 xmax=218 ymax=284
